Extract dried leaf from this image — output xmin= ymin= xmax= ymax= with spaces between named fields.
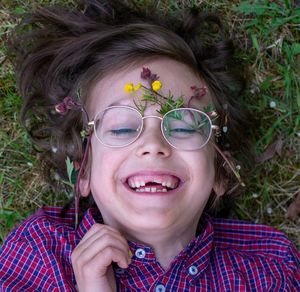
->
xmin=286 ymin=192 xmax=300 ymax=220
xmin=256 ymin=133 xmax=284 ymax=163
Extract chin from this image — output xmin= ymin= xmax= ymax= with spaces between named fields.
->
xmin=123 ymin=211 xmax=181 ymax=231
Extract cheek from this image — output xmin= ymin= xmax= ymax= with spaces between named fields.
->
xmin=190 ymin=149 xmax=216 ymax=185
xmin=89 ymin=141 xmax=127 ymax=189
xmin=90 ymin=148 xmax=115 ymax=180
xmin=89 ymin=148 xmax=116 ymax=207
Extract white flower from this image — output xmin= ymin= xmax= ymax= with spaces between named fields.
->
xmin=52 ymin=147 xmax=58 ymax=153
xmin=266 ymin=207 xmax=273 ymax=215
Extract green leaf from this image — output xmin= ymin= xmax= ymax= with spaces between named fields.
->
xmin=297 ymin=90 xmax=300 ymax=109
xmin=291 ymin=44 xmax=300 ymax=55
xmin=66 ymin=157 xmax=74 ymax=184
xmin=260 ymin=76 xmax=273 ymax=91
xmin=14 ymin=7 xmax=26 ymax=14
xmin=284 ymin=0 xmax=291 ymax=9
xmin=233 ymin=3 xmax=267 ymax=16
xmin=251 ymin=34 xmax=260 ymax=52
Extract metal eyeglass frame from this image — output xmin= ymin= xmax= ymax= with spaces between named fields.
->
xmin=87 ymin=105 xmax=220 ymax=151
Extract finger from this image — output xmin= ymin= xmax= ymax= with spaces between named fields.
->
xmin=80 ymin=223 xmax=123 ymax=243
xmin=90 ymin=245 xmax=130 ymax=272
xmin=72 ymin=234 xmax=131 ymax=273
xmin=78 ymin=233 xmax=130 ymax=262
xmin=75 ymin=227 xmax=129 ymax=255
xmin=76 ymin=245 xmax=130 ymax=278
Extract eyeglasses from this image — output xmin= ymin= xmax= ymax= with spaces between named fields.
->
xmin=88 ymin=106 xmax=219 ymax=151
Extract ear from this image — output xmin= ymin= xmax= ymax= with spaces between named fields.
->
xmin=75 ymin=143 xmax=92 ymax=197
xmin=79 ymin=171 xmax=91 ymax=197
xmin=213 ymin=180 xmax=227 ymax=197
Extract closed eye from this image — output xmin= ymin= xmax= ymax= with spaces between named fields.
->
xmin=170 ymin=128 xmax=196 ymax=133
xmin=110 ymin=128 xmax=138 ymax=135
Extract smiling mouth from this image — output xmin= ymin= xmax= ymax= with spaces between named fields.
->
xmin=126 ymin=180 xmax=179 ymax=193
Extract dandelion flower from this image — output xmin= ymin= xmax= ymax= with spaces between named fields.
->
xmin=151 ymin=80 xmax=162 ymax=91
xmin=124 ymin=83 xmax=134 ymax=93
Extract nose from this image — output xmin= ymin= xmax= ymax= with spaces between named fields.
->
xmin=135 ymin=118 xmax=172 ymax=158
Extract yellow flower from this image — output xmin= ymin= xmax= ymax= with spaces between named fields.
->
xmin=134 ymin=83 xmax=142 ymax=91
xmin=151 ymin=80 xmax=162 ymax=91
xmin=124 ymin=83 xmax=134 ymax=93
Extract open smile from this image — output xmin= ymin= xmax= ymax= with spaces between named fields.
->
xmin=123 ymin=172 xmax=183 ymax=195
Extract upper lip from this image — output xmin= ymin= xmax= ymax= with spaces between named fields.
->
xmin=121 ymin=170 xmax=186 ymax=185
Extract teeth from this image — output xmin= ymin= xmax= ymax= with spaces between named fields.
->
xmin=127 ymin=176 xmax=179 ymax=190
xmin=130 ymin=180 xmax=176 ymax=189
xmin=135 ymin=187 xmax=168 ymax=193
xmin=129 ymin=181 xmax=146 ymax=188
xmin=129 ymin=181 xmax=135 ymax=188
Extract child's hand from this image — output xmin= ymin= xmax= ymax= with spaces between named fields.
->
xmin=71 ymin=224 xmax=131 ymax=292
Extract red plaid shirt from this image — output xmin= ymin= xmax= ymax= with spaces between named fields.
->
xmin=0 ymin=207 xmax=299 ymax=291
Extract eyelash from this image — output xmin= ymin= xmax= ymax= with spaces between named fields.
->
xmin=110 ymin=128 xmax=137 ymax=135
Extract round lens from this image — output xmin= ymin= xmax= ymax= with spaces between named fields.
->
xmin=94 ymin=106 xmax=142 ymax=147
xmin=162 ymin=108 xmax=212 ymax=150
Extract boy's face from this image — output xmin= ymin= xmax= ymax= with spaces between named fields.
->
xmin=82 ymin=58 xmax=219 ymax=239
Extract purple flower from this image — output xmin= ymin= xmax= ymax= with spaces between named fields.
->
xmin=141 ymin=67 xmax=151 ymax=79
xmin=64 ymin=96 xmax=81 ymax=110
xmin=55 ymin=96 xmax=81 ymax=115
xmin=189 ymin=85 xmax=207 ymax=101
xmin=149 ymin=74 xmax=159 ymax=84
xmin=141 ymin=67 xmax=159 ymax=86
xmin=55 ymin=102 xmax=67 ymax=115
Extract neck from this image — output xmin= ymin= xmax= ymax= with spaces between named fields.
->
xmin=125 ymin=220 xmax=199 ymax=270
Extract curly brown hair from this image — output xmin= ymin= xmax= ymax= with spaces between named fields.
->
xmin=9 ymin=0 xmax=254 ymax=219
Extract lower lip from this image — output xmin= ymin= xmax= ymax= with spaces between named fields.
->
xmin=122 ymin=182 xmax=183 ymax=196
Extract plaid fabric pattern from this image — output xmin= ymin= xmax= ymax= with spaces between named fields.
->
xmin=0 ymin=207 xmax=299 ymax=291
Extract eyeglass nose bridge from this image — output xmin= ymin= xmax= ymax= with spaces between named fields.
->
xmin=141 ymin=115 xmax=163 ymax=121
xmin=138 ymin=114 xmax=166 ymax=142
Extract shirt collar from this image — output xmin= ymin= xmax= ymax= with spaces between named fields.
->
xmin=76 ymin=208 xmax=102 ymax=241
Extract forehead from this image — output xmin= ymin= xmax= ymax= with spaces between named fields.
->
xmin=87 ymin=58 xmax=211 ymax=116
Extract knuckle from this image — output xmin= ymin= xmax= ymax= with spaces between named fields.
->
xmin=71 ymin=250 xmax=78 ymax=263
xmin=103 ymin=246 xmax=115 ymax=258
xmin=71 ymin=252 xmax=83 ymax=267
xmin=101 ymin=232 xmax=113 ymax=242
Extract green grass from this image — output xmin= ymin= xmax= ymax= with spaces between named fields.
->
xmin=0 ymin=0 xmax=299 ymax=248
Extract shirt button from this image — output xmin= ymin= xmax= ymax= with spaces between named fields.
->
xmin=188 ymin=265 xmax=198 ymax=276
xmin=115 ymin=268 xmax=125 ymax=275
xmin=155 ymin=284 xmax=165 ymax=292
xmin=135 ymin=248 xmax=146 ymax=259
